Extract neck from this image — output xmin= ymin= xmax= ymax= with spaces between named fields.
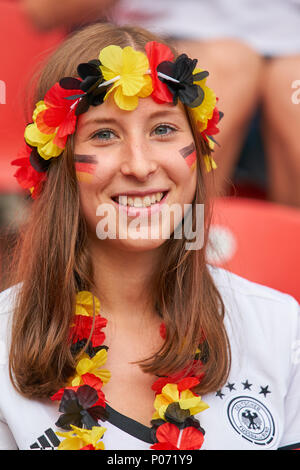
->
xmin=89 ymin=240 xmax=163 ymax=322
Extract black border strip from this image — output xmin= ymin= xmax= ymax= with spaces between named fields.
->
xmin=106 ymin=404 xmax=153 ymax=444
xmin=74 ymin=154 xmax=97 ymax=164
xmin=179 ymin=143 xmax=196 ymax=159
xmin=278 ymin=442 xmax=300 ymax=450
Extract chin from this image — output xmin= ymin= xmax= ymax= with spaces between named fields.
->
xmin=97 ymin=235 xmax=169 ymax=253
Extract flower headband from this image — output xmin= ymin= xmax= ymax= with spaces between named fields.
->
xmin=12 ymin=41 xmax=223 ymax=199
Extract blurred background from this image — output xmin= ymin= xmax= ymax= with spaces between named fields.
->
xmin=0 ymin=0 xmax=299 ymax=300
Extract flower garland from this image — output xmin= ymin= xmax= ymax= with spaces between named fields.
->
xmin=50 ymin=291 xmax=209 ymax=450
xmin=11 ymin=41 xmax=223 ymax=199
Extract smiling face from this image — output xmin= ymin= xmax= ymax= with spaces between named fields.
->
xmin=74 ymin=94 xmax=197 ymax=251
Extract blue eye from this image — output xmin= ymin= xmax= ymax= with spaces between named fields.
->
xmin=91 ymin=129 xmax=115 ymax=141
xmin=153 ymin=124 xmax=177 ymax=137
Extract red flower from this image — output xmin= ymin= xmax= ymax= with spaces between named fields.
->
xmin=35 ymin=82 xmax=84 ymax=145
xmin=83 ymin=373 xmax=106 ymax=407
xmin=201 ymin=106 xmax=221 ymax=141
xmin=69 ymin=315 xmax=107 ymax=347
xmin=51 ymin=373 xmax=105 ymax=406
xmin=11 ymin=144 xmax=47 ymax=199
xmin=145 ymin=41 xmax=174 ymax=104
xmin=80 ymin=444 xmax=95 ymax=450
xmin=177 ymin=377 xmax=200 ymax=392
xmin=151 ymin=422 xmax=204 ymax=450
xmin=152 ymin=375 xmax=200 ymax=395
xmin=152 ymin=362 xmax=205 ymax=394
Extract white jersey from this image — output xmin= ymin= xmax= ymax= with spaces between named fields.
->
xmin=0 ymin=266 xmax=299 ymax=450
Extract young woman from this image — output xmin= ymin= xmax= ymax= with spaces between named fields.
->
xmin=0 ymin=23 xmax=299 ymax=451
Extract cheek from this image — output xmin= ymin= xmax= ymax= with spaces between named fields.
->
xmin=78 ymin=177 xmax=107 ymax=238
xmin=74 ymin=153 xmax=116 ymax=187
xmin=75 ymin=155 xmax=113 ymax=232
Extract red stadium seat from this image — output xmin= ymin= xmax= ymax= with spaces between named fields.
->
xmin=208 ymin=197 xmax=300 ymax=302
xmin=0 ymin=0 xmax=65 ymax=192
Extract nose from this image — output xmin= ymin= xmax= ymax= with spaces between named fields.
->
xmin=120 ymin=140 xmax=158 ymax=181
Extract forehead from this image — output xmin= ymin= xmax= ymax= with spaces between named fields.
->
xmin=76 ymin=95 xmax=189 ymax=130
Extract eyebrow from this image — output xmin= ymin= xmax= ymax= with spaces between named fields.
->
xmin=80 ymin=118 xmax=120 ymax=129
xmin=79 ymin=108 xmax=184 ymax=129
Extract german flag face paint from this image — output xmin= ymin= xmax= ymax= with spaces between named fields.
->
xmin=179 ymin=143 xmax=197 ymax=171
xmin=74 ymin=154 xmax=98 ymax=182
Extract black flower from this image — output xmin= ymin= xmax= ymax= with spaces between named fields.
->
xmin=181 ymin=416 xmax=205 ymax=434
xmin=150 ymin=418 xmax=166 ymax=443
xmin=70 ymin=339 xmax=108 ymax=359
xmin=29 ymin=147 xmax=51 ymax=173
xmin=157 ymin=54 xmax=209 ymax=108
xmin=55 ymin=384 xmax=108 ymax=430
xmin=60 ymin=59 xmax=108 ymax=116
xmin=77 ymin=60 xmax=103 ymax=93
xmin=164 ymin=402 xmax=191 ymax=425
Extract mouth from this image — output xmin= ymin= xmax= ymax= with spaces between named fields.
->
xmin=111 ymin=190 xmax=169 ymax=215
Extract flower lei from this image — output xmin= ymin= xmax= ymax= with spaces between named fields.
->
xmin=51 ymin=291 xmax=209 ymax=450
xmin=11 ymin=41 xmax=223 ymax=199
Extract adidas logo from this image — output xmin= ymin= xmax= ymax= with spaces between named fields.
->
xmin=30 ymin=428 xmax=60 ymax=450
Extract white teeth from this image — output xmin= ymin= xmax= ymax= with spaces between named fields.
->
xmin=133 ymin=197 xmax=143 ymax=208
xmin=143 ymin=196 xmax=151 ymax=207
xmin=117 ymin=192 xmax=165 ymax=207
xmin=118 ymin=195 xmax=127 ymax=206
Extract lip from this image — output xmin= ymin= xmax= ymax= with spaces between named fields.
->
xmin=111 ymin=188 xmax=169 ymax=198
xmin=111 ymin=191 xmax=169 ymax=217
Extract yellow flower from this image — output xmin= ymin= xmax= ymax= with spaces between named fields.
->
xmin=57 ymin=425 xmax=106 ymax=450
xmin=204 ymin=155 xmax=218 ymax=173
xmin=24 ymin=101 xmax=63 ymax=160
xmin=70 ymin=349 xmax=111 ymax=386
xmin=203 ymin=138 xmax=217 ymax=172
xmin=75 ymin=291 xmax=101 ymax=317
xmin=191 ymin=68 xmax=216 ymax=132
xmin=152 ymin=383 xmax=209 ymax=421
xmin=33 ymin=100 xmax=47 ymax=121
xmin=99 ymin=45 xmax=152 ymax=110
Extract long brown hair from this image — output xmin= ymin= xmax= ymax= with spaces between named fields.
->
xmin=8 ymin=22 xmax=231 ymax=398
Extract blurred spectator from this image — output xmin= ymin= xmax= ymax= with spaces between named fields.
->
xmin=0 ymin=194 xmax=30 ymax=290
xmin=19 ymin=0 xmax=119 ymax=32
